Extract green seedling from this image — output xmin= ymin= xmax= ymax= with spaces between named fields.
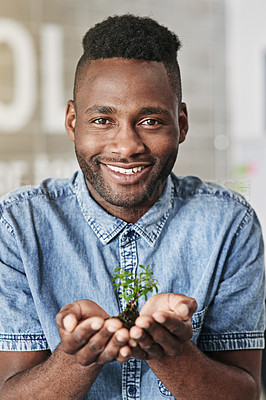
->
xmin=112 ymin=264 xmax=159 ymax=328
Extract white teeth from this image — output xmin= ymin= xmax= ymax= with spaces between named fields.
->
xmin=107 ymin=165 xmax=144 ymax=175
xmin=132 ymin=166 xmax=142 ymax=173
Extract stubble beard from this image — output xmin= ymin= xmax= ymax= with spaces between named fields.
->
xmin=75 ymin=151 xmax=174 ymax=209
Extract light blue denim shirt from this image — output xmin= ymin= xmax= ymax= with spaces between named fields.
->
xmin=0 ymin=170 xmax=264 ymax=399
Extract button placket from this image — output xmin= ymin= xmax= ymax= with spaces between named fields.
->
xmin=119 ymin=228 xmax=141 ymax=400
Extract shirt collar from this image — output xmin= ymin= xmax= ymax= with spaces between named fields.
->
xmin=73 ymin=170 xmax=174 ymax=247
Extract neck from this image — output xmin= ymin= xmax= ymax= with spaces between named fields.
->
xmin=85 ymin=183 xmax=166 ymax=223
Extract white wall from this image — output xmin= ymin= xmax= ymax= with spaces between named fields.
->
xmin=225 ymin=0 xmax=266 ymax=240
xmin=225 ymin=0 xmax=266 ymax=139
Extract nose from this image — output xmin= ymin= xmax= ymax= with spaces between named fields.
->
xmin=108 ymin=123 xmax=146 ymax=157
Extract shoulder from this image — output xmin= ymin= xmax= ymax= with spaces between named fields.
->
xmin=170 ymin=173 xmax=258 ymax=236
xmin=171 ymin=173 xmax=251 ymax=209
xmin=0 ymin=172 xmax=79 ymax=223
xmin=0 ymin=173 xmax=78 ymax=207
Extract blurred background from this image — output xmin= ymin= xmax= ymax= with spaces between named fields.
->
xmin=0 ymin=0 xmax=266 ymax=396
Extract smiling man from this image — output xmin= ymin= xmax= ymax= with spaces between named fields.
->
xmin=0 ymin=15 xmax=264 ymax=400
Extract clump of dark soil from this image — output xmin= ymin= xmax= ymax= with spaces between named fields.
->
xmin=116 ymin=304 xmax=139 ymax=329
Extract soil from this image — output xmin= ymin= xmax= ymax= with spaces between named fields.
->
xmin=116 ymin=304 xmax=139 ymax=329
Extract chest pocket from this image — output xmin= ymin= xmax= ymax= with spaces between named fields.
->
xmin=157 ymin=308 xmax=206 ymax=398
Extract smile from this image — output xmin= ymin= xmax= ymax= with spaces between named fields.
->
xmin=106 ymin=165 xmax=145 ymax=175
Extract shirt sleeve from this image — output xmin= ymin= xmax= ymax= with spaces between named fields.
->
xmin=198 ymin=206 xmax=265 ymax=352
xmin=0 ymin=211 xmax=49 ymax=351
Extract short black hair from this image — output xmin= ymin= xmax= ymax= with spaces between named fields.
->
xmin=74 ymin=14 xmax=182 ymax=103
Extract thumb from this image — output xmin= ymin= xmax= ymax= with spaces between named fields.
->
xmin=56 ymin=301 xmax=82 ymax=332
xmin=62 ymin=313 xmax=78 ymax=332
xmin=168 ymin=294 xmax=197 ymax=320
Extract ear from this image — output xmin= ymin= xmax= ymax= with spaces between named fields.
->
xmin=65 ymin=100 xmax=76 ymax=142
xmin=178 ymin=102 xmax=189 ymax=143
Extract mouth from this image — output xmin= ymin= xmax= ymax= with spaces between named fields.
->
xmin=105 ymin=164 xmax=146 ymax=175
xmin=100 ymin=162 xmax=152 ymax=184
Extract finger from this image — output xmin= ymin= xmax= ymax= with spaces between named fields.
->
xmin=133 ymin=315 xmax=185 ymax=357
xmin=152 ymin=311 xmax=193 ymax=341
xmin=127 ymin=338 xmax=149 ymax=360
xmin=59 ymin=317 xmax=104 ymax=354
xmin=56 ymin=302 xmax=83 ymax=331
xmin=140 ymin=293 xmax=197 ymax=322
xmin=73 ymin=318 xmax=125 ymax=366
xmin=117 ymin=346 xmax=132 ymax=362
xmin=84 ymin=317 xmax=123 ymax=351
xmin=63 ymin=313 xmax=78 ymax=332
xmin=130 ymin=344 xmax=148 ymax=360
xmin=168 ymin=295 xmax=197 ymax=320
xmin=56 ymin=299 xmax=110 ymax=332
xmin=130 ymin=321 xmax=165 ymax=359
xmin=97 ymin=328 xmax=131 ymax=364
xmin=136 ymin=311 xmax=192 ymax=342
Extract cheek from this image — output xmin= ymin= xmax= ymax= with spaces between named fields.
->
xmin=74 ymin=120 xmax=104 ymax=153
xmin=74 ymin=134 xmax=104 ymax=158
xmin=153 ymin=138 xmax=179 ymax=160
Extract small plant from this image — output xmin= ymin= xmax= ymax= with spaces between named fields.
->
xmin=112 ymin=264 xmax=159 ymax=329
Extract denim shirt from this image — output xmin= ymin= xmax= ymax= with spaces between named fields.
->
xmin=0 ymin=170 xmax=264 ymax=400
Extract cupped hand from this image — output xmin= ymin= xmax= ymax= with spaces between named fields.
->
xmin=129 ymin=293 xmax=197 ymax=360
xmin=56 ymin=299 xmax=131 ymax=366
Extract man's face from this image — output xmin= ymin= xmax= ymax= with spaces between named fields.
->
xmin=66 ymin=58 xmax=188 ymax=221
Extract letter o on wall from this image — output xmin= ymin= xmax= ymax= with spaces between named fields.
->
xmin=0 ymin=19 xmax=36 ymax=133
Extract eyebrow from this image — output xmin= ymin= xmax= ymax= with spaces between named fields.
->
xmin=85 ymin=105 xmax=116 ymax=114
xmin=85 ymin=105 xmax=169 ymax=116
xmin=138 ymin=107 xmax=169 ymax=116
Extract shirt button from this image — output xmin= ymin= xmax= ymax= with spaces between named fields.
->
xmin=127 ymin=385 xmax=136 ymax=396
xmin=121 ymin=236 xmax=129 ymax=246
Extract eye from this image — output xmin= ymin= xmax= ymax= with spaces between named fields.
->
xmin=92 ymin=118 xmax=112 ymax=125
xmin=140 ymin=118 xmax=162 ymax=127
xmin=142 ymin=119 xmax=158 ymax=125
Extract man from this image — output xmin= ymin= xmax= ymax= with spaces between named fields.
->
xmin=0 ymin=14 xmax=264 ymax=399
